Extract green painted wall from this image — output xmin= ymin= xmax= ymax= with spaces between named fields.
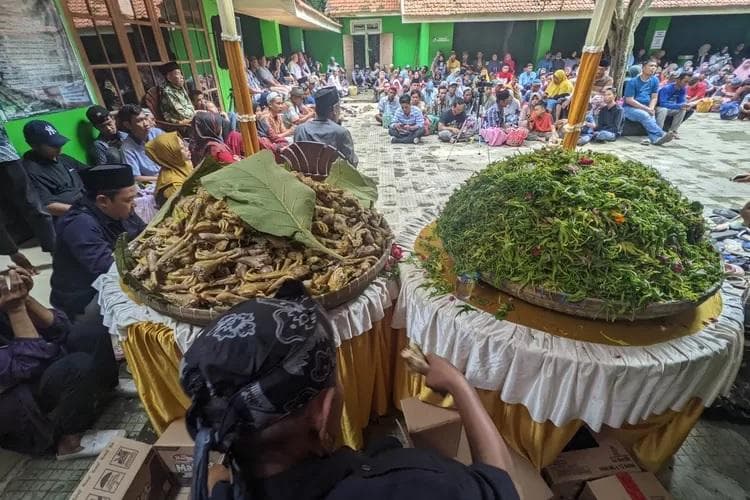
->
xmin=199 ymin=0 xmax=232 ymax=111
xmin=426 ymin=22 xmax=454 ymax=62
xmin=644 ymin=16 xmax=671 ymax=54
xmin=381 ymin=16 xmax=420 ymax=67
xmin=533 ymin=20 xmax=555 ymax=63
xmin=259 ymin=20 xmax=282 ymax=56
xmin=304 ymin=29 xmax=343 ymax=67
xmin=288 ymin=27 xmax=305 ymax=52
xmin=419 ymin=23 xmax=430 ymax=68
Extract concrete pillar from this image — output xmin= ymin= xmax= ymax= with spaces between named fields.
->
xmin=259 ymin=20 xmax=282 ymax=57
xmin=533 ymin=20 xmax=555 ymax=63
xmin=288 ymin=27 xmax=305 ymax=53
xmin=418 ymin=23 xmax=431 ymax=68
xmin=643 ymin=16 xmax=671 ymax=54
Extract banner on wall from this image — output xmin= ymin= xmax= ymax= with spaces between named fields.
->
xmin=0 ymin=0 xmax=92 ymax=120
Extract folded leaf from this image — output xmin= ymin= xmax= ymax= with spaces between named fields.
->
xmin=325 ymin=159 xmax=378 ymax=208
xmin=201 ymin=151 xmax=342 ymax=259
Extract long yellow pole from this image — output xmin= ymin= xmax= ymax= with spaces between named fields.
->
xmin=216 ymin=0 xmax=260 ymax=155
xmin=562 ymin=0 xmax=619 ymax=150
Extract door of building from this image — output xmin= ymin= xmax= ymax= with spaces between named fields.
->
xmin=349 ymin=19 xmax=382 ymax=70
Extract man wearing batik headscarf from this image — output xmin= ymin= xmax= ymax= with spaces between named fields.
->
xmin=181 ymin=281 xmax=518 ymax=500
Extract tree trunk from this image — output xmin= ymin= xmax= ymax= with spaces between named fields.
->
xmin=608 ymin=0 xmax=653 ymax=93
xmin=502 ymin=21 xmax=515 ymax=55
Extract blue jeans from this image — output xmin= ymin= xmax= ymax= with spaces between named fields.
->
xmin=622 ymin=107 xmax=665 ymax=143
xmin=592 ymin=130 xmax=616 ymax=142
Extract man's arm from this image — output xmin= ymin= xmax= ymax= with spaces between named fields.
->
xmin=657 ymin=87 xmax=682 ymax=110
xmin=60 ymin=216 xmax=117 ymax=276
xmin=46 ymin=202 xmax=71 ymax=216
xmin=414 ymin=110 xmax=425 ymax=129
xmin=337 ymin=128 xmax=358 ymax=167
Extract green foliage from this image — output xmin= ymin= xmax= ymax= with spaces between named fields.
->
xmin=436 ymin=149 xmax=722 ymax=316
xmin=325 ymin=159 xmax=379 ymax=208
xmin=201 ymin=151 xmax=341 ymax=259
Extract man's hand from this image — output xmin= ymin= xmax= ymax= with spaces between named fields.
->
xmin=8 ymin=265 xmax=34 ymax=292
xmin=646 ymin=107 xmax=655 ymax=116
xmin=0 ymin=269 xmax=29 ymax=313
xmin=10 ymin=252 xmax=36 ymax=274
xmin=423 ymin=353 xmax=467 ymax=394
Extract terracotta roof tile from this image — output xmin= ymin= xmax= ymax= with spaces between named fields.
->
xmin=325 ymin=0 xmax=400 ymax=16
xmin=400 ymin=0 xmax=749 ymax=16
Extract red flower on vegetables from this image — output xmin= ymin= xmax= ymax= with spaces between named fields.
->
xmin=578 ymin=156 xmax=594 ymax=166
xmin=391 ymin=243 xmax=404 ymax=261
xmin=531 ymin=246 xmax=542 ymax=257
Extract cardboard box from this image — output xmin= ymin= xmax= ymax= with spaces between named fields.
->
xmin=71 ymin=438 xmax=177 ymax=500
xmin=400 ymin=397 xmax=553 ymax=500
xmin=154 ymin=419 xmax=221 ymax=487
xmin=542 ymin=427 xmax=641 ymax=500
xmin=578 ymin=472 xmax=673 ymax=500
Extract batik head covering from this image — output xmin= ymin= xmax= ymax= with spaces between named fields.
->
xmin=181 ymin=280 xmax=337 ymax=500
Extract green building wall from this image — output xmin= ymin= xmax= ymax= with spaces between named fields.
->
xmin=304 ymin=29 xmax=345 ymax=67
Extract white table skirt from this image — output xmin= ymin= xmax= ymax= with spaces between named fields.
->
xmin=393 ymin=210 xmax=746 ymax=431
xmin=93 ymin=263 xmax=399 ymax=353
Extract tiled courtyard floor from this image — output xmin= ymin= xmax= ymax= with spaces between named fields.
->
xmin=0 ymin=95 xmax=748 ymax=499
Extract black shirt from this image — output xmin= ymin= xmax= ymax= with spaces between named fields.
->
xmin=23 ymin=151 xmax=86 ymax=207
xmin=210 ymin=445 xmax=518 ymax=500
xmin=597 ymin=104 xmax=624 ymax=135
xmin=440 ymin=109 xmax=467 ymax=129
xmin=89 ymin=131 xmax=127 ymax=165
xmin=51 ymin=197 xmax=145 ymax=316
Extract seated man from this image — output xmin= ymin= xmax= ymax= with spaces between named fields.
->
xmin=527 ymin=102 xmax=556 ymax=142
xmin=245 ymin=57 xmax=268 ymax=104
xmin=158 ymin=61 xmax=195 ymax=125
xmin=182 ymin=283 xmax=518 ymax=500
xmin=51 ymin=164 xmax=145 ymax=320
xmin=22 ymin=120 xmax=86 ymax=217
xmin=518 ymin=63 xmax=537 ymax=90
xmin=656 ymin=72 xmax=691 ymax=137
xmin=0 ymin=267 xmax=123 ymax=458
xmin=437 ymin=98 xmax=468 ymax=142
xmin=389 ymin=94 xmax=425 ymax=144
xmin=294 ymin=87 xmax=358 ymax=166
xmin=376 ymin=86 xmax=400 ymax=125
xmin=0 ymin=122 xmax=55 ymax=254
xmin=352 ymin=65 xmax=366 ymax=87
xmin=590 ymin=59 xmax=614 ymax=115
xmin=589 ymin=87 xmax=622 ymax=142
xmin=283 ymin=86 xmax=315 ymax=128
xmin=623 ymin=61 xmax=673 ymax=146
xmin=253 ymin=56 xmax=291 ymax=95
xmin=118 ymin=104 xmax=164 ymax=183
xmin=263 ymin=92 xmax=295 ymax=147
xmin=86 ymin=105 xmax=126 ymax=165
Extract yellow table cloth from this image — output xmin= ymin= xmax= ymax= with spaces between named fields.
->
xmin=122 ymin=308 xmax=397 ymax=450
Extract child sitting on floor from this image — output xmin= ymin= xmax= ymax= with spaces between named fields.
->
xmin=527 ymin=103 xmax=556 ymax=142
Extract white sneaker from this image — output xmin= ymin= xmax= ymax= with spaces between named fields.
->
xmin=57 ymin=429 xmax=126 ymax=460
xmin=640 ymin=138 xmax=651 ymax=145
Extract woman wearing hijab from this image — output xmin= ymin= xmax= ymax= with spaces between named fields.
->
xmin=544 ymin=69 xmax=574 ymax=121
xmin=145 ymin=132 xmax=193 ymax=207
xmin=190 ymin=112 xmax=236 ymax=166
xmin=181 ymin=280 xmax=519 ymax=500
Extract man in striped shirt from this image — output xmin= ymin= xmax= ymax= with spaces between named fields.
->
xmin=389 ymin=95 xmax=425 ymax=144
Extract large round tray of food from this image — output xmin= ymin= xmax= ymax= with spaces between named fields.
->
xmin=436 ymin=149 xmax=723 ymax=321
xmin=115 ymin=151 xmax=392 ymax=325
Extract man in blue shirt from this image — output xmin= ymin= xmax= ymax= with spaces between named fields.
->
xmin=623 ymin=60 xmax=673 ymax=145
xmin=518 ymin=64 xmax=537 ymax=90
xmin=537 ymin=52 xmax=553 ymax=73
xmin=376 ymin=86 xmax=400 ymax=126
xmin=51 ymin=164 xmax=145 ymax=319
xmin=389 ymin=94 xmax=425 ymax=144
xmin=656 ymin=72 xmax=691 ymax=137
xmin=117 ymin=104 xmax=164 ymax=182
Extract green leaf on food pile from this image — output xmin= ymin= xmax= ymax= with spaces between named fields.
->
xmin=325 ymin=159 xmax=378 ymax=208
xmin=201 ymin=151 xmax=342 ymax=259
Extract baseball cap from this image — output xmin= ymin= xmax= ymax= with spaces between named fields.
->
xmin=23 ymin=120 xmax=69 ymax=148
xmin=86 ymin=105 xmax=110 ymax=125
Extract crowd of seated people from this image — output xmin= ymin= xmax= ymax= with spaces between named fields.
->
xmin=356 ymin=42 xmax=748 ymax=147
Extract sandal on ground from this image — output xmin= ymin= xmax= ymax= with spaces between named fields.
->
xmin=56 ymin=429 xmax=126 ymax=461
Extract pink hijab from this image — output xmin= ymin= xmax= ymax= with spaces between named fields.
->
xmin=733 ymin=59 xmax=750 ymax=82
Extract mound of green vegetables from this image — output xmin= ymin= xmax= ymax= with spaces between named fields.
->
xmin=436 ymin=149 xmax=722 ymax=315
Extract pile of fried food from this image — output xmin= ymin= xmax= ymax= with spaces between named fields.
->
xmin=128 ymin=175 xmax=392 ymax=309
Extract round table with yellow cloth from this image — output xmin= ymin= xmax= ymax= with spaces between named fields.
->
xmin=389 ymin=213 xmax=745 ymax=472
xmin=93 ymin=264 xmax=401 ymax=450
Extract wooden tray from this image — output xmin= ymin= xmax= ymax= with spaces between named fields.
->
xmin=481 ymin=272 xmax=722 ymax=321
